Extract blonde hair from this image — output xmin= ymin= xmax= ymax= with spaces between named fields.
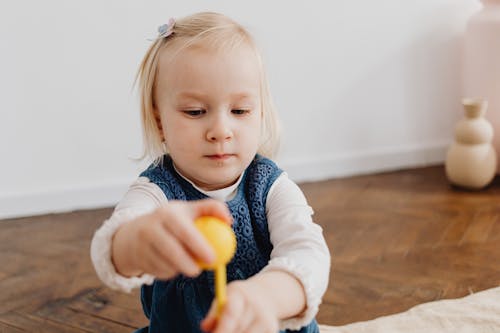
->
xmin=136 ymin=12 xmax=280 ymax=163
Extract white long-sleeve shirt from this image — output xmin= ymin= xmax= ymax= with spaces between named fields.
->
xmin=90 ymin=171 xmax=331 ymax=330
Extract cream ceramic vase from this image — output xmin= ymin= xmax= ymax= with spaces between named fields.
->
xmin=445 ymin=99 xmax=497 ymax=189
xmin=464 ymin=0 xmax=500 ymax=172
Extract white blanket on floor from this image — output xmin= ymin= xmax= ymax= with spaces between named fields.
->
xmin=319 ymin=286 xmax=500 ymax=333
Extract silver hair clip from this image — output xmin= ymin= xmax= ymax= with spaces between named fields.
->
xmin=157 ymin=18 xmax=175 ymax=39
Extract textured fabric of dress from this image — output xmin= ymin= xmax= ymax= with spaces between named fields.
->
xmin=134 ymin=154 xmax=319 ymax=333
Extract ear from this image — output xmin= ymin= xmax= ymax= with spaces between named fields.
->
xmin=153 ymin=107 xmax=165 ymax=142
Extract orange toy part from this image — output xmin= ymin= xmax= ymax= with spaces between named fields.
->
xmin=194 ymin=216 xmax=236 ymax=269
xmin=194 ymin=216 xmax=237 ymax=316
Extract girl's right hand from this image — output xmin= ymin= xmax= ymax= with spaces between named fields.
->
xmin=111 ymin=199 xmax=232 ymax=280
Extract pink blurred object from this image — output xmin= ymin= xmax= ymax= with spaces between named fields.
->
xmin=464 ymin=0 xmax=500 ymax=173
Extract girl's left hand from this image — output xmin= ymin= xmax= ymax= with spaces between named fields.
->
xmin=200 ymin=280 xmax=279 ymax=333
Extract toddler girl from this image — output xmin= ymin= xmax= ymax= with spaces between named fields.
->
xmin=91 ymin=11 xmax=330 ymax=333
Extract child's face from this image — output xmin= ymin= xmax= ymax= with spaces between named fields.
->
xmin=155 ymin=43 xmax=262 ymax=191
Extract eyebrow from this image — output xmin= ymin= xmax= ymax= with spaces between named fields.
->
xmin=232 ymin=92 xmax=258 ymax=100
xmin=175 ymin=91 xmax=258 ymax=100
xmin=175 ymin=91 xmax=208 ymax=100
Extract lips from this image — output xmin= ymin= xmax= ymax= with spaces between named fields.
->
xmin=205 ymin=153 xmax=235 ymax=160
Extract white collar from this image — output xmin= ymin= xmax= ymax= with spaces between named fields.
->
xmin=173 ymin=164 xmax=243 ymax=201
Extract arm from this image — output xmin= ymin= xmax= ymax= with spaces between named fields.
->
xmin=90 ymin=177 xmax=164 ymax=292
xmin=201 ymin=173 xmax=331 ymax=332
xmin=246 ymin=269 xmax=306 ymax=320
xmin=90 ymin=177 xmax=231 ymax=291
xmin=111 ymin=198 xmax=229 ymax=280
xmin=263 ymin=172 xmax=331 ymax=329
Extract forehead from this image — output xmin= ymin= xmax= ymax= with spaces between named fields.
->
xmin=157 ymin=42 xmax=261 ymax=99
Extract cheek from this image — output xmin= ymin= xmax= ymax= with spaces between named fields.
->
xmin=242 ymin=117 xmax=262 ymax=148
xmin=162 ymin=113 xmax=186 ymax=138
xmin=164 ymin=121 xmax=201 ymax=151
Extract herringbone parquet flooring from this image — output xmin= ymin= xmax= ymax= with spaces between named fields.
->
xmin=0 ymin=165 xmax=499 ymax=332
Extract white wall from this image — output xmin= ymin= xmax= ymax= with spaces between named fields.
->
xmin=0 ymin=0 xmax=481 ymax=219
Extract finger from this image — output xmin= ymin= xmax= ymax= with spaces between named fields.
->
xmin=200 ymin=315 xmax=217 ymax=333
xmin=214 ymin=315 xmax=237 ymax=333
xmin=192 ymin=199 xmax=233 ymax=225
xmin=133 ymin=224 xmax=166 ymax=275
xmin=139 ymin=217 xmax=200 ymax=276
xmin=246 ymin=316 xmax=277 ymax=333
xmin=142 ymin=250 xmax=175 ymax=279
xmin=246 ymin=315 xmax=277 ymax=333
xmin=237 ymin=305 xmax=254 ymax=332
xmin=214 ymin=295 xmax=244 ymax=333
xmin=200 ymin=301 xmax=218 ymax=332
xmin=246 ymin=321 xmax=267 ymax=333
xmin=151 ymin=225 xmax=201 ymax=277
xmin=136 ymin=224 xmax=179 ymax=278
xmin=159 ymin=207 xmax=216 ymax=265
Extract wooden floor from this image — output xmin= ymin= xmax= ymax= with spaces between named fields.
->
xmin=0 ymin=165 xmax=499 ymax=332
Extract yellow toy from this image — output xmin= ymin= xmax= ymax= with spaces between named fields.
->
xmin=194 ymin=216 xmax=236 ymax=317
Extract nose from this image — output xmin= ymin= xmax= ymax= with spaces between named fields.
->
xmin=206 ymin=114 xmax=233 ymax=142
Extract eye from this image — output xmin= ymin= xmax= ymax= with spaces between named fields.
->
xmin=183 ymin=109 xmax=206 ymax=117
xmin=232 ymin=109 xmax=250 ymax=115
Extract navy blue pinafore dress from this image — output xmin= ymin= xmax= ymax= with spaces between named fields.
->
xmin=134 ymin=155 xmax=319 ymax=333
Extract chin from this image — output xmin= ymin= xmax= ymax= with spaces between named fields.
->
xmin=207 ymin=172 xmax=240 ymax=187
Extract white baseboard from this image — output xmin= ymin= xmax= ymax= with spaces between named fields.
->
xmin=0 ymin=182 xmax=129 ymax=220
xmin=0 ymin=143 xmax=447 ymax=220
xmin=280 ymin=142 xmax=447 ymax=183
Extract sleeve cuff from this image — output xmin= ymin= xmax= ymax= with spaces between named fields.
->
xmin=90 ymin=207 xmax=155 ymax=292
xmin=261 ymin=256 xmax=322 ymax=330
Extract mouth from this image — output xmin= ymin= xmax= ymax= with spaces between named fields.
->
xmin=205 ymin=153 xmax=235 ymax=161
